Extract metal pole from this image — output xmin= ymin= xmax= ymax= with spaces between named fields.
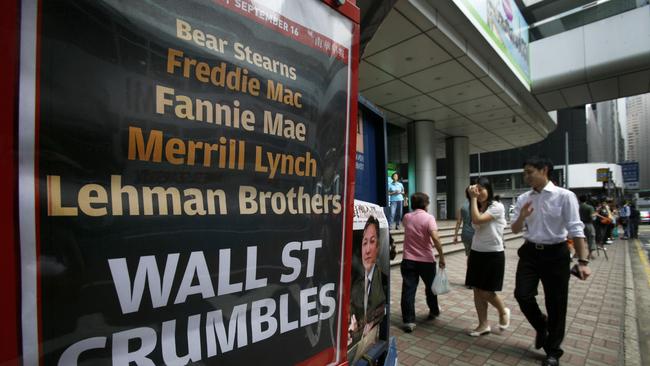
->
xmin=565 ymin=132 xmax=569 ymax=189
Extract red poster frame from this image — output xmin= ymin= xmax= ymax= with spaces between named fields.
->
xmin=0 ymin=0 xmax=20 ymax=364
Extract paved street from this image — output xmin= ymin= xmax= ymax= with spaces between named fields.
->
xmin=388 ymin=227 xmax=650 ymax=366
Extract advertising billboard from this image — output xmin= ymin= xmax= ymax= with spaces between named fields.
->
xmin=597 ymin=168 xmax=611 ymax=182
xmin=452 ymin=0 xmax=531 ymax=90
xmin=354 ymin=97 xmax=388 ymax=207
xmin=18 ymin=0 xmax=357 ymax=364
xmin=620 ymin=161 xmax=640 ymax=189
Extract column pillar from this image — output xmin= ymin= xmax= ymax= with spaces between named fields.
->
xmin=407 ymin=120 xmax=437 ymax=216
xmin=445 ymin=136 xmax=470 ymax=220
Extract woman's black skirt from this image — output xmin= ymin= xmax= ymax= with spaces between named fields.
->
xmin=465 ymin=250 xmax=505 ymax=291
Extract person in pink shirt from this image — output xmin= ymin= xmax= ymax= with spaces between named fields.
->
xmin=400 ymin=192 xmax=446 ymax=333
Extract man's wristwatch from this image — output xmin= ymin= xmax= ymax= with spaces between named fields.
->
xmin=577 ymin=259 xmax=589 ymax=265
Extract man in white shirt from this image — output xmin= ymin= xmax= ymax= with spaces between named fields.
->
xmin=511 ymin=156 xmax=591 ymax=366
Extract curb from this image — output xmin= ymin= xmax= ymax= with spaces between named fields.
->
xmin=623 ymin=240 xmax=642 ymax=366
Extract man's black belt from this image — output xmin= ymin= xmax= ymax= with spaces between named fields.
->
xmin=525 ymin=240 xmax=567 ymax=250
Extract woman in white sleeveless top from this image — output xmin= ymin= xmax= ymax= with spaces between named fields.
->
xmin=465 ymin=177 xmax=510 ymax=336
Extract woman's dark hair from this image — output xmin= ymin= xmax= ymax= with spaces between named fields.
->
xmin=523 ymin=155 xmax=553 ymax=179
xmin=391 ymin=172 xmax=399 ymax=180
xmin=410 ymin=192 xmax=429 ymax=210
xmin=476 ymin=176 xmax=494 ymax=212
xmin=465 ymin=185 xmax=472 ymax=201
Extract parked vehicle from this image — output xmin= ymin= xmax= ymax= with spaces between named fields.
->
xmin=639 ymin=204 xmax=650 ymax=224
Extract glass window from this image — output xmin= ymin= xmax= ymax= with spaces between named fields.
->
xmin=490 ymin=174 xmax=512 ymax=191
xmin=514 ymin=173 xmax=525 ymax=189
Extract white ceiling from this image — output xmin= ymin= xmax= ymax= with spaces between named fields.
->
xmin=359 ymin=0 xmax=553 ymax=157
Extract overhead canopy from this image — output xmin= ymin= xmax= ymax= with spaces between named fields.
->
xmin=358 ymin=0 xmax=556 ymax=157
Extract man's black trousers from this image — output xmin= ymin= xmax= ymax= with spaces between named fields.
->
xmin=514 ymin=242 xmax=571 ymax=359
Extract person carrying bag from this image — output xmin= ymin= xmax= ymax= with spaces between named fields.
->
xmin=399 ymin=192 xmax=445 ymax=333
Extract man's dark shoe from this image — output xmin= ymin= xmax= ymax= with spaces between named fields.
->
xmin=427 ymin=311 xmax=439 ymax=320
xmin=542 ymin=356 xmax=559 ymax=366
xmin=403 ymin=323 xmax=416 ymax=333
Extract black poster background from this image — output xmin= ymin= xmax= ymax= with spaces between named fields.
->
xmin=37 ymin=0 xmax=349 ymax=364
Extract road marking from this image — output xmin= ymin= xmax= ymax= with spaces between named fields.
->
xmin=634 ymin=239 xmax=650 ymax=288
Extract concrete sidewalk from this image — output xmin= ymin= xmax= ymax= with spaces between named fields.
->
xmin=388 ymin=237 xmax=635 ymax=366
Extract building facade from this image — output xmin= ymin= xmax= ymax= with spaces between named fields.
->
xmin=389 ymin=102 xmax=630 ymax=216
xmin=586 ymin=100 xmax=625 ymax=164
xmin=626 ymin=94 xmax=650 ymax=189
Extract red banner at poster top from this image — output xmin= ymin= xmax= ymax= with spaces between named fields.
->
xmin=214 ymin=0 xmax=349 ymax=63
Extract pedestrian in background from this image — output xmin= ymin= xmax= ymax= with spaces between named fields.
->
xmin=594 ymin=200 xmax=612 ymax=245
xmin=465 ymin=177 xmax=510 ymax=336
xmin=619 ymin=201 xmax=631 ymax=239
xmin=453 ymin=185 xmax=475 ymax=257
xmin=387 ymin=172 xmax=405 ymax=230
xmin=511 ymin=156 xmax=591 ymax=366
xmin=578 ymin=195 xmax=597 ymax=259
xmin=609 ymin=202 xmax=619 ymax=239
xmin=400 ymin=192 xmax=445 ymax=333
xmin=629 ymin=204 xmax=640 ymax=239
